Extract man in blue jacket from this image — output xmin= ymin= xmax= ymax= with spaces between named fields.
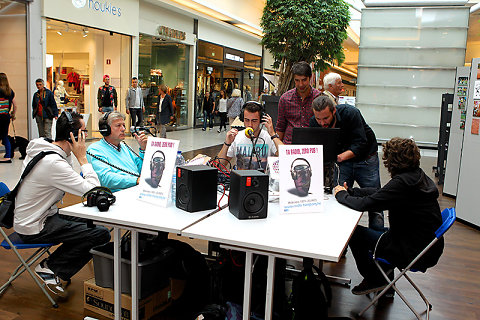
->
xmin=32 ymin=78 xmax=58 ymax=138
xmin=87 ymin=111 xmax=147 ymax=192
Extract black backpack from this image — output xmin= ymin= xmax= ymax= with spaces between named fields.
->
xmin=291 ymin=258 xmax=332 ymax=320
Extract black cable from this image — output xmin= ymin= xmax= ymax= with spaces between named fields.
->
xmin=86 ymin=150 xmax=140 ymax=177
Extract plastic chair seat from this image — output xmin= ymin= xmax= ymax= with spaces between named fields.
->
xmin=0 ymin=232 xmax=54 ymax=250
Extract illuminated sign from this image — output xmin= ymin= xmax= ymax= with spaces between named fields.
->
xmin=225 ymin=53 xmax=244 ymax=63
xmin=157 ymin=26 xmax=186 ymax=41
xmin=72 ymin=0 xmax=122 ymax=17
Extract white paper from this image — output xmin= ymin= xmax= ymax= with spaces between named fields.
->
xmin=137 ymin=137 xmax=179 ymax=207
xmin=279 ymin=145 xmax=324 ymax=214
xmin=338 ymin=96 xmax=356 ymax=106
xmin=474 ymin=80 xmax=480 ymax=99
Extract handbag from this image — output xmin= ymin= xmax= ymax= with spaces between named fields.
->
xmin=0 ymin=151 xmax=60 ymax=229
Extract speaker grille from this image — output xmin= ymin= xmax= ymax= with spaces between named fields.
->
xmin=243 ymin=192 xmax=264 ymax=214
xmin=177 ymin=184 xmax=190 ymax=205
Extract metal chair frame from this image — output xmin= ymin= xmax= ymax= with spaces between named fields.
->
xmin=358 ymin=207 xmax=456 ymax=320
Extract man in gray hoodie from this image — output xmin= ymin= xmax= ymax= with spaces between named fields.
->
xmin=14 ymin=112 xmax=110 ymax=298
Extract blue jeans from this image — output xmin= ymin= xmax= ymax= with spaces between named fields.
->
xmin=335 ymin=154 xmax=384 ymax=230
xmin=101 ymin=106 xmax=114 ymax=113
xmin=203 ymin=111 xmax=213 ymax=130
xmin=349 ymin=225 xmax=392 ymax=284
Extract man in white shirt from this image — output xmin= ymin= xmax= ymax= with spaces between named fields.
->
xmin=217 ymin=101 xmax=283 ymax=170
xmin=126 ymin=77 xmax=145 ymax=128
xmin=323 ymin=72 xmax=344 ymax=105
xmin=14 ymin=112 xmax=110 ymax=298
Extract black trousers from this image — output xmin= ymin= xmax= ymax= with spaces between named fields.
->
xmin=129 ymin=108 xmax=143 ymax=127
xmin=18 ymin=214 xmax=111 ymax=281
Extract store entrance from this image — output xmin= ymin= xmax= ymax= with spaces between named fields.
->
xmin=46 ymin=20 xmax=131 ymax=138
xmin=223 ymin=67 xmax=242 ymax=98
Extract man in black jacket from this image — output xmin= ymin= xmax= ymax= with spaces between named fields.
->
xmin=333 ymin=138 xmax=444 ymax=295
xmin=310 ymin=95 xmax=383 ymax=230
xmin=32 ymin=78 xmax=58 ymax=138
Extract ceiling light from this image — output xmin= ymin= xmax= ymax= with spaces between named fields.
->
xmin=57 ymin=31 xmax=62 ymax=36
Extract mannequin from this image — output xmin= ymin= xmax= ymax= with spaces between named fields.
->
xmin=54 ymin=80 xmax=70 ymax=105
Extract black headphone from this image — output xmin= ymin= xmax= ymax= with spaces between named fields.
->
xmin=149 ymin=150 xmax=166 ymax=188
xmin=63 ymin=111 xmax=78 ymax=143
xmin=239 ymin=101 xmax=265 ymax=122
xmin=99 ymin=111 xmax=112 ymax=137
xmin=82 ymin=186 xmax=116 ymax=212
xmin=290 ymin=158 xmax=313 ymax=197
xmin=290 ymin=158 xmax=312 ymax=180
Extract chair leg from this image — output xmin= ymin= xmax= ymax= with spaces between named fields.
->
xmin=2 ymin=236 xmax=58 ymax=308
xmin=404 ymin=273 xmax=432 ymax=320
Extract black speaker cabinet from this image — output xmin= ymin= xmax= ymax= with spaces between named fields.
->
xmin=229 ymin=170 xmax=268 ymax=220
xmin=176 ymin=165 xmax=217 ymax=212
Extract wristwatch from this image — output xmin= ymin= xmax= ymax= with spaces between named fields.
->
xmin=224 ymin=142 xmax=232 ymax=147
xmin=270 ymin=133 xmax=279 ymax=140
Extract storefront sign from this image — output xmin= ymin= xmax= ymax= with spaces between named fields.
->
xmin=157 ymin=26 xmax=186 ymax=41
xmin=44 ymin=0 xmax=139 ymax=36
xmin=225 ymin=53 xmax=244 ymax=63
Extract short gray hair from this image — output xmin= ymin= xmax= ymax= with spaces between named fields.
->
xmin=106 ymin=111 xmax=125 ymax=126
xmin=323 ymin=73 xmax=341 ymax=90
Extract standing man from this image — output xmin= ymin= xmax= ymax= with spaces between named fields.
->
xmin=323 ymin=72 xmax=344 ymax=105
xmin=87 ymin=111 xmax=147 ymax=192
xmin=310 ymin=95 xmax=384 ymax=230
xmin=32 ymin=78 xmax=58 ymax=138
xmin=97 ymin=75 xmax=117 ymax=113
xmin=276 ymin=61 xmax=321 ymax=144
xmin=156 ymin=84 xmax=174 ymax=138
xmin=126 ymin=77 xmax=145 ymax=128
xmin=15 ymin=112 xmax=110 ymax=298
xmin=202 ymin=91 xmax=215 ymax=131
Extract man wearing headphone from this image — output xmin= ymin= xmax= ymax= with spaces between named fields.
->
xmin=217 ymin=101 xmax=283 ymax=170
xmin=87 ymin=111 xmax=148 ymax=192
xmin=14 ymin=112 xmax=111 ymax=298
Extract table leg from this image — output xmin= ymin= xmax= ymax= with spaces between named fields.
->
xmin=131 ymin=230 xmax=138 ymax=320
xmin=113 ymin=228 xmax=121 ymax=320
xmin=264 ymin=255 xmax=276 ymax=320
xmin=242 ymin=251 xmax=253 ymax=320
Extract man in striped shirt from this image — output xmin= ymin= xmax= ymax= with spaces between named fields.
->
xmin=275 ymin=62 xmax=321 ymax=144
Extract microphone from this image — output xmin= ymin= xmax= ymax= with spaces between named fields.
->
xmin=131 ymin=126 xmax=155 ymax=136
xmin=244 ymin=127 xmax=255 ymax=140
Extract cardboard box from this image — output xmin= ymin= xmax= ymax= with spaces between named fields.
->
xmin=84 ymin=278 xmax=172 ymax=320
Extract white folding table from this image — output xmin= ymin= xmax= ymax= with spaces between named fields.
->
xmin=182 ymin=195 xmax=362 ymax=320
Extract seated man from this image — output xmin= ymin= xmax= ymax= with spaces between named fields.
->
xmin=87 ymin=111 xmax=147 ymax=192
xmin=333 ymin=138 xmax=444 ymax=295
xmin=217 ymin=101 xmax=283 ymax=170
xmin=14 ymin=112 xmax=111 ymax=298
xmin=310 ymin=95 xmax=384 ymax=230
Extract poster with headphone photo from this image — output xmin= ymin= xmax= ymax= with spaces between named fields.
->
xmin=137 ymin=137 xmax=179 ymax=207
xmin=279 ymin=145 xmax=324 ymax=214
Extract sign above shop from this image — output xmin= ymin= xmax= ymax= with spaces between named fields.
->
xmin=225 ymin=53 xmax=244 ymax=63
xmin=157 ymin=26 xmax=186 ymax=41
xmin=72 ymin=0 xmax=122 ymax=17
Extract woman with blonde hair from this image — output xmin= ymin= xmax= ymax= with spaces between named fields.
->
xmin=226 ymin=88 xmax=243 ymax=127
xmin=0 ymin=73 xmax=17 ymax=163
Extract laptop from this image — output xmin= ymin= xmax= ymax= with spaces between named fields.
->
xmin=291 ymin=127 xmax=342 ymax=163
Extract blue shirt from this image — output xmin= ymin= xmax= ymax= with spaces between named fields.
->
xmin=87 ymin=139 xmax=144 ymax=192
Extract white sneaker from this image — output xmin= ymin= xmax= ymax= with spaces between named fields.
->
xmin=35 ymin=261 xmax=68 ymax=298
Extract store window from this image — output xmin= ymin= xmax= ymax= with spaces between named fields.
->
xmin=196 ymin=64 xmax=222 ymax=126
xmin=0 ymin=1 xmax=27 ymax=137
xmin=198 ymin=41 xmax=223 ymax=64
xmin=46 ymin=20 xmax=131 ymax=137
xmin=244 ymin=53 xmax=261 ymax=101
xmin=138 ymin=34 xmax=190 ymax=128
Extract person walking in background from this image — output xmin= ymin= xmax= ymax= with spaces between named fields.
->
xmin=244 ymin=85 xmax=253 ymax=102
xmin=97 ymin=75 xmax=117 ymax=113
xmin=156 ymin=84 xmax=173 ymax=138
xmin=217 ymin=90 xmax=228 ymax=133
xmin=226 ymin=88 xmax=243 ymax=127
xmin=32 ymin=78 xmax=58 ymax=139
xmin=0 ymin=73 xmax=17 ymax=163
xmin=202 ymin=91 xmax=215 ymax=131
xmin=126 ymin=77 xmax=145 ymax=128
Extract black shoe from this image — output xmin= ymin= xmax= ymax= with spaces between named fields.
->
xmin=34 ymin=260 xmax=69 ymax=299
xmin=202 ymin=128 xmax=206 ymax=131
xmin=351 ymin=279 xmax=387 ymax=295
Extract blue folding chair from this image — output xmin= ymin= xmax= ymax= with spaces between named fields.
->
xmin=358 ymin=207 xmax=456 ymax=320
xmin=0 ymin=182 xmax=58 ymax=308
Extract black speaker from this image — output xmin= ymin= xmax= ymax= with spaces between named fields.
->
xmin=176 ymin=165 xmax=218 ymax=212
xmin=229 ymin=170 xmax=268 ymax=220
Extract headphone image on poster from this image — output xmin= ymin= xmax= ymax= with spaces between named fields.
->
xmin=239 ymin=101 xmax=265 ymax=123
xmin=99 ymin=111 xmax=112 ymax=137
xmin=146 ymin=150 xmax=166 ymax=188
xmin=290 ymin=158 xmax=312 ymax=197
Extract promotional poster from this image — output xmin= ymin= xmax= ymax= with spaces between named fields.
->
xmin=279 ymin=145 xmax=324 ymax=214
xmin=138 ymin=137 xmax=179 ymax=207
